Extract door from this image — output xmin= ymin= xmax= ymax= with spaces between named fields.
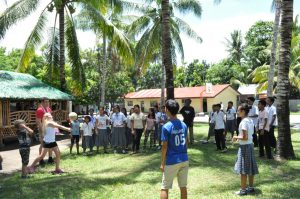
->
xmin=203 ymin=98 xmax=207 ymax=113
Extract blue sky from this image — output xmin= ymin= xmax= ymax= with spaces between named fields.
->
xmin=0 ymin=0 xmax=299 ymax=64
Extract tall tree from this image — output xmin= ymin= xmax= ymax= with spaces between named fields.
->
xmin=161 ymin=0 xmax=174 ymax=99
xmin=277 ymin=0 xmax=295 ymax=159
xmin=225 ymin=30 xmax=243 ymax=65
xmin=268 ymin=0 xmax=281 ymax=97
xmin=128 ymin=0 xmax=202 ymax=103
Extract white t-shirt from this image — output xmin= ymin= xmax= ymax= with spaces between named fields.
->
xmin=267 ymin=105 xmax=278 ymax=126
xmin=213 ymin=111 xmax=225 ymax=129
xmin=226 ymin=107 xmax=236 ymax=121
xmin=209 ymin=112 xmax=215 ymax=124
xmin=96 ymin=114 xmax=109 ymax=129
xmin=111 ymin=112 xmax=127 ymax=127
xmin=248 ymin=105 xmax=259 ymax=128
xmin=155 ymin=112 xmax=161 ymax=123
xmin=81 ymin=122 xmax=94 ymax=136
xmin=258 ymin=108 xmax=269 ymax=131
xmin=131 ymin=112 xmax=146 ymax=129
xmin=238 ymin=117 xmax=254 ymax=145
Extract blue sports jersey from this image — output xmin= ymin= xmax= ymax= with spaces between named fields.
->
xmin=161 ymin=119 xmax=188 ymax=165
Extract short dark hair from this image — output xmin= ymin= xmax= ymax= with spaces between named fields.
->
xmin=259 ymin=100 xmax=267 ymax=107
xmin=134 ymin=104 xmax=140 ymax=109
xmin=14 ymin=119 xmax=25 ymax=129
xmin=215 ymin=103 xmax=221 ymax=108
xmin=84 ymin=115 xmax=92 ymax=122
xmin=247 ymin=97 xmax=255 ymax=102
xmin=267 ymin=97 xmax=275 ymax=103
xmin=228 ymin=101 xmax=233 ymax=105
xmin=114 ymin=105 xmax=120 ymax=112
xmin=239 ymin=103 xmax=250 ymax=115
xmin=165 ymin=99 xmax=180 ymax=115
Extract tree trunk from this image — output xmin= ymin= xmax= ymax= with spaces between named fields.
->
xmin=277 ymin=0 xmax=295 ymax=159
xmin=59 ymin=3 xmax=66 ymax=91
xmin=96 ymin=35 xmax=101 ymax=108
xmin=268 ymin=0 xmax=281 ymax=97
xmin=161 ymin=0 xmax=174 ymax=100
xmin=101 ymin=34 xmax=107 ymax=107
xmin=160 ymin=63 xmax=166 ymax=106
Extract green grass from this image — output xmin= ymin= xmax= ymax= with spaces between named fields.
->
xmin=1 ymin=124 xmax=300 ymax=199
xmin=290 ymin=111 xmax=300 ymax=115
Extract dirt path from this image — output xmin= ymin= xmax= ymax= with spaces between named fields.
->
xmin=0 ymin=139 xmax=70 ymax=175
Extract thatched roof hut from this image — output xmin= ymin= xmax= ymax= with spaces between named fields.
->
xmin=0 ymin=70 xmax=73 ymax=146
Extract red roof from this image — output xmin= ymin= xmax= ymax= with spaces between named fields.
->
xmin=125 ymin=84 xmax=238 ymax=99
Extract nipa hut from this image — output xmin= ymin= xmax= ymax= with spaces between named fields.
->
xmin=0 ymin=70 xmax=73 ymax=146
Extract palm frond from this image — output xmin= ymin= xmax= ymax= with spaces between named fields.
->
xmin=79 ymin=2 xmax=133 ymax=61
xmin=45 ymin=27 xmax=60 ymax=79
xmin=173 ymin=0 xmax=202 ymax=18
xmin=174 ymin=17 xmax=202 ymax=43
xmin=170 ymin=18 xmax=184 ymax=62
xmin=65 ymin=11 xmax=85 ymax=88
xmin=17 ymin=10 xmax=48 ymax=72
xmin=0 ymin=0 xmax=40 ymax=39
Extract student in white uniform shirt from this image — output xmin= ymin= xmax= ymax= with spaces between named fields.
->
xmin=213 ymin=104 xmax=227 ymax=152
xmin=266 ymin=97 xmax=277 ymax=150
xmin=225 ymin=101 xmax=236 ymax=139
xmin=154 ymin=105 xmax=161 ymax=148
xmin=247 ymin=97 xmax=259 ymax=147
xmin=257 ymin=100 xmax=272 ymax=159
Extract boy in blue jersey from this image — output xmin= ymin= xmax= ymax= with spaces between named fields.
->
xmin=160 ymin=99 xmax=189 ymax=199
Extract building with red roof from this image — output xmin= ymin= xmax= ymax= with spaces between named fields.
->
xmin=124 ymin=84 xmax=240 ymax=113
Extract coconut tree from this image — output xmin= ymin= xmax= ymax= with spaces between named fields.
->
xmin=250 ymin=18 xmax=300 ymax=92
xmin=277 ymin=0 xmax=295 ymax=159
xmin=0 ymin=0 xmax=128 ymax=92
xmin=161 ymin=0 xmax=173 ymax=99
xmin=76 ymin=1 xmax=134 ymax=106
xmin=128 ymin=0 xmax=202 ymax=103
xmin=225 ymin=30 xmax=244 ymax=65
xmin=267 ymin=0 xmax=281 ymax=97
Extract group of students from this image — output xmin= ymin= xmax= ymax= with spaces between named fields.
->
xmin=69 ymin=104 xmax=170 ymax=156
xmin=204 ymin=97 xmax=277 ymax=159
xmin=1 ymin=96 xmax=279 ymax=198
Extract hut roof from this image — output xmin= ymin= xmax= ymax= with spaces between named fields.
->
xmin=0 ymin=70 xmax=73 ymax=100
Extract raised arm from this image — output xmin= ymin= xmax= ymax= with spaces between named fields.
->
xmin=48 ymin=122 xmax=71 ymax=132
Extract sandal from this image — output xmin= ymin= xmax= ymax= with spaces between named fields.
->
xmin=51 ymin=169 xmax=65 ymax=174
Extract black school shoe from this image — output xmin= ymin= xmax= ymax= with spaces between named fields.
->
xmin=246 ymin=187 xmax=255 ymax=194
xmin=39 ymin=159 xmax=46 ymax=167
xmin=48 ymin=157 xmax=54 ymax=164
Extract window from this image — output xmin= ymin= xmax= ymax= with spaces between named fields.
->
xmin=127 ymin=101 xmax=133 ymax=106
xmin=150 ymin=101 xmax=158 ymax=107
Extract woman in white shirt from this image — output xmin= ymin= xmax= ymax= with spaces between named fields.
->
xmin=225 ymin=101 xmax=237 ymax=139
xmin=81 ymin=115 xmax=95 ymax=155
xmin=95 ymin=107 xmax=109 ymax=154
xmin=232 ymin=103 xmax=259 ymax=196
xmin=111 ymin=105 xmax=127 ymax=154
xmin=131 ymin=104 xmax=146 ymax=153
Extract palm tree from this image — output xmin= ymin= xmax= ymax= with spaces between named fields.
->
xmin=0 ymin=0 xmax=123 ymax=91
xmin=161 ymin=0 xmax=173 ymax=100
xmin=225 ymin=30 xmax=243 ymax=65
xmin=277 ymin=0 xmax=295 ymax=159
xmin=267 ymin=0 xmax=281 ymax=97
xmin=250 ymin=19 xmax=300 ymax=93
xmin=128 ymin=0 xmax=202 ymax=103
xmin=76 ymin=1 xmax=134 ymax=107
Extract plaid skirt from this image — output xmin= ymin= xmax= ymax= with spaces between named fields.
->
xmin=95 ymin=129 xmax=109 ymax=147
xmin=234 ymin=144 xmax=259 ymax=175
xmin=111 ymin=127 xmax=126 ymax=147
xmin=82 ymin=136 xmax=93 ymax=149
xmin=226 ymin=119 xmax=236 ymax=132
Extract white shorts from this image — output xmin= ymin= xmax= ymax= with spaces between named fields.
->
xmin=161 ymin=161 xmax=189 ymax=190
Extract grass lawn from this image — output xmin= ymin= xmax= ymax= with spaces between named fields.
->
xmin=0 ymin=124 xmax=299 ymax=199
xmin=290 ymin=111 xmax=300 ymax=115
